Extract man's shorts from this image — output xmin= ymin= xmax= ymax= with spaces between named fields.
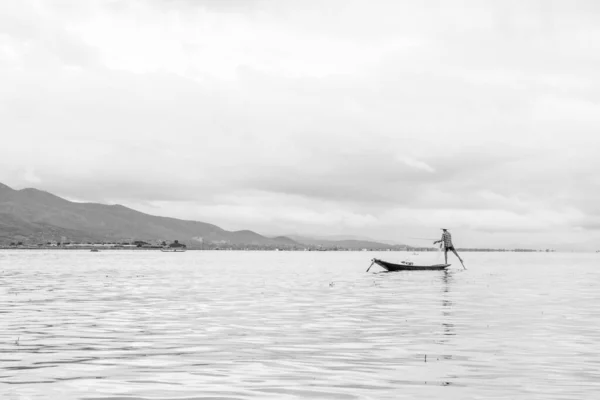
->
xmin=445 ymin=246 xmax=455 ymax=251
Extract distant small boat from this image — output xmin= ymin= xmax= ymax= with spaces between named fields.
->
xmin=368 ymin=258 xmax=449 ymax=272
xmin=90 ymin=249 xmax=99 ymax=252
xmin=161 ymin=247 xmax=187 ymax=252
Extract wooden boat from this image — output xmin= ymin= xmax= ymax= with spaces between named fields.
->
xmin=160 ymin=247 xmax=187 ymax=252
xmin=369 ymin=258 xmax=450 ymax=271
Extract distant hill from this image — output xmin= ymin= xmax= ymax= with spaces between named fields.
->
xmin=287 ymin=234 xmax=404 ymax=247
xmin=0 ymin=182 xmax=407 ymax=250
xmin=0 ymin=183 xmax=296 ymax=248
xmin=287 ymin=235 xmax=407 ymax=250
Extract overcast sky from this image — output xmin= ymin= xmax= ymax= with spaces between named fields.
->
xmin=2 ymin=0 xmax=600 ymax=250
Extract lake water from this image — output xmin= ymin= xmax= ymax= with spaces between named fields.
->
xmin=1 ymin=250 xmax=599 ymax=399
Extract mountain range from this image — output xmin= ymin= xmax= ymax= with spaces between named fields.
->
xmin=0 ymin=182 xmax=406 ymax=250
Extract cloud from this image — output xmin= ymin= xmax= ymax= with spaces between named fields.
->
xmin=396 ymin=157 xmax=435 ymax=173
xmin=0 ymin=1 xmax=99 ymax=68
xmin=2 ymin=0 xmax=600 ymax=249
xmin=23 ymin=167 xmax=42 ymax=184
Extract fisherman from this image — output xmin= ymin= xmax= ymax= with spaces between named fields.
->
xmin=434 ymin=228 xmax=465 ymax=267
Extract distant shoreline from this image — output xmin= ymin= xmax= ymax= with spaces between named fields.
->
xmin=0 ymin=246 xmax=558 ymax=252
xmin=0 ymin=246 xmax=162 ymax=251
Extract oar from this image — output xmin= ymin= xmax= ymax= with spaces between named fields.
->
xmin=459 ymin=259 xmax=467 ymax=270
xmin=366 ymin=259 xmax=376 ymax=272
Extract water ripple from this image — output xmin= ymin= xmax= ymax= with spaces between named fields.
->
xmin=1 ymin=250 xmax=599 ymax=399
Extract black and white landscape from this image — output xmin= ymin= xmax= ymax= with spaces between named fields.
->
xmin=2 ymin=3 xmax=600 ymax=399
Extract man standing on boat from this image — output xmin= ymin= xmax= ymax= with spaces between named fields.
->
xmin=434 ymin=229 xmax=465 ymax=268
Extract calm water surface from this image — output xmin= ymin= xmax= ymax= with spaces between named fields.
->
xmin=1 ymin=250 xmax=599 ymax=399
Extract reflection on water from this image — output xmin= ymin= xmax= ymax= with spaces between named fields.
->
xmin=440 ymin=271 xmax=455 ymax=341
xmin=1 ymin=250 xmax=599 ymax=399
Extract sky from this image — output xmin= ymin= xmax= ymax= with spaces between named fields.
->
xmin=2 ymin=0 xmax=600 ymax=250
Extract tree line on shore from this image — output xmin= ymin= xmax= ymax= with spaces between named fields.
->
xmin=1 ymin=240 xmax=550 ymax=252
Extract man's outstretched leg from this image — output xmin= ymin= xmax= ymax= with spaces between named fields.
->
xmin=451 ymin=248 xmax=466 ymax=269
